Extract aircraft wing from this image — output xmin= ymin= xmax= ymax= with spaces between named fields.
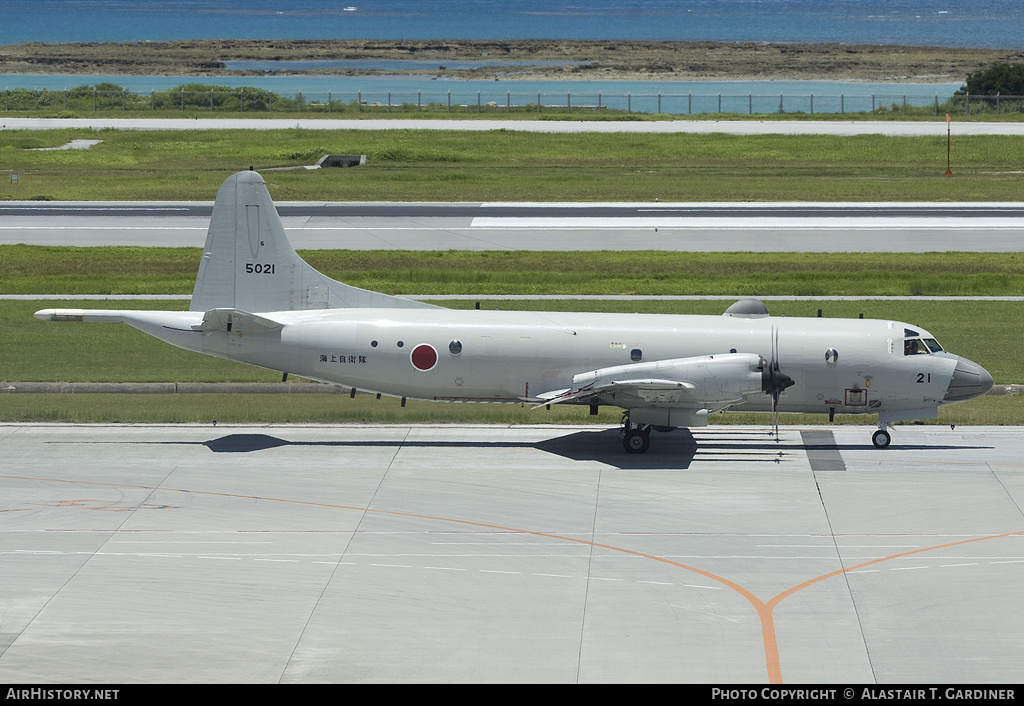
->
xmin=537 ymin=353 xmax=768 ymax=410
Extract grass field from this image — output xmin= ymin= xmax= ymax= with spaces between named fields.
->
xmin=4 ymin=246 xmax=1024 ymax=297
xmin=2 ymin=128 xmax=1024 ymax=201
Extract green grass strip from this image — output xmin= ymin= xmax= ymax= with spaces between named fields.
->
xmin=5 ymin=246 xmax=1024 ymax=297
xmin=3 ymin=129 xmax=1024 ymax=201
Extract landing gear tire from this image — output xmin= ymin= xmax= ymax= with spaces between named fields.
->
xmin=872 ymin=429 xmax=892 ymax=448
xmin=622 ymin=427 xmax=651 ymax=454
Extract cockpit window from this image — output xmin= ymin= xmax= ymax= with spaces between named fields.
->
xmin=904 ymin=337 xmax=943 ymax=355
xmin=904 ymin=338 xmax=927 ymax=355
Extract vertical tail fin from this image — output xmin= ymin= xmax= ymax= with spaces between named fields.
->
xmin=189 ymin=170 xmax=434 ymax=313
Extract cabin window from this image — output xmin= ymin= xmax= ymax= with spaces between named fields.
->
xmin=449 ymin=340 xmax=462 ymax=356
xmin=630 ymin=349 xmax=642 ymax=362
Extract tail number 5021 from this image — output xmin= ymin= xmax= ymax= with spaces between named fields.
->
xmin=245 ymin=263 xmax=276 ymax=275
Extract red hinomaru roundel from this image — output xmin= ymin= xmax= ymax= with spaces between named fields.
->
xmin=410 ymin=343 xmax=438 ymax=371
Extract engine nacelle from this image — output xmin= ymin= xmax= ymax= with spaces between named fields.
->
xmin=572 ymin=352 xmax=766 ymax=408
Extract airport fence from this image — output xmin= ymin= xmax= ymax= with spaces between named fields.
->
xmin=3 ymin=85 xmax=1021 ymax=117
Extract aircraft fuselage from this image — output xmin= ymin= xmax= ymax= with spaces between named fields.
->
xmin=127 ymin=306 xmax=973 ymax=421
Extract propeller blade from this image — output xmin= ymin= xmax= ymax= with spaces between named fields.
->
xmin=762 ymin=326 xmax=795 ymax=439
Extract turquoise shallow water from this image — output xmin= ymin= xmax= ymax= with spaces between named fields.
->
xmin=1 ymin=74 xmax=962 ymax=116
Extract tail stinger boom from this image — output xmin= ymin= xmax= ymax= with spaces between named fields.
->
xmin=189 ymin=170 xmax=435 ymax=314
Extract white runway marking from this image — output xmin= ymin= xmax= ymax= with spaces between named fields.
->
xmin=471 ymin=216 xmax=1021 ymax=230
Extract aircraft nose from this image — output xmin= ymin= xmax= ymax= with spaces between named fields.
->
xmin=944 ymin=357 xmax=994 ymax=402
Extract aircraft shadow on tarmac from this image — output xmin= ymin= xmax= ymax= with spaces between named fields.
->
xmin=198 ymin=429 xmax=992 ymax=471
xmin=199 ymin=430 xmax=702 ymax=469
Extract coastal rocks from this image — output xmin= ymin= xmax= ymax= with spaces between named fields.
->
xmin=1 ymin=39 xmax=1023 ymax=83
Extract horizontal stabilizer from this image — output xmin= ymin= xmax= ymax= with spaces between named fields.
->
xmin=35 ymin=308 xmax=122 ymax=323
xmin=34 ymin=309 xmax=206 ymax=346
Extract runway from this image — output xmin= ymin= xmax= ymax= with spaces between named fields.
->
xmin=3 ymin=201 xmax=1022 ymax=251
xmin=2 ymin=423 xmax=1022 ymax=683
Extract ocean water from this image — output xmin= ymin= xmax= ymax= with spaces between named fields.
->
xmin=1 ymin=0 xmax=1011 ymax=106
xmin=4 ymin=0 xmax=1024 ymax=49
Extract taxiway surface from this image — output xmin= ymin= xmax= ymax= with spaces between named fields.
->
xmin=2 ymin=423 xmax=1022 ymax=683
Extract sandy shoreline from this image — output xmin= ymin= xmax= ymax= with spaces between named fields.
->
xmin=2 ymin=39 xmax=1022 ymax=84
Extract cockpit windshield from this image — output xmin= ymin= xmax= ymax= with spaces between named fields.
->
xmin=904 ymin=337 xmax=943 ymax=356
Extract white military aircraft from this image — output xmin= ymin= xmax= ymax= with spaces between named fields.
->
xmin=35 ymin=170 xmax=993 ymax=453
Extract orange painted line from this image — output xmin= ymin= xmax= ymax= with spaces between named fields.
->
xmin=3 ymin=472 xmax=1021 ymax=684
xmin=767 ymin=530 xmax=1024 ymax=613
xmin=758 ymin=530 xmax=1024 ymax=683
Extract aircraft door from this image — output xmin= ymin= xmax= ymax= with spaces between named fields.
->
xmin=469 ymin=334 xmax=541 ymax=398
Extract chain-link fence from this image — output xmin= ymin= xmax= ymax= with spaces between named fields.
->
xmin=4 ymin=85 xmax=1019 ymax=116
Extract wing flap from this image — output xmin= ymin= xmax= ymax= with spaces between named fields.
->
xmin=538 ymin=378 xmax=698 ymax=407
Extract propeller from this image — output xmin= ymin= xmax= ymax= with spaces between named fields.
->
xmin=761 ymin=327 xmax=795 ymax=438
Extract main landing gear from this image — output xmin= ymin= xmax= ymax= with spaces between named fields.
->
xmin=872 ymin=427 xmax=892 ymax=448
xmin=620 ymin=414 xmax=651 ymax=454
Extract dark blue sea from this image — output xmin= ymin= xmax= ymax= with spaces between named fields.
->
xmin=4 ymin=0 xmax=1024 ymax=49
